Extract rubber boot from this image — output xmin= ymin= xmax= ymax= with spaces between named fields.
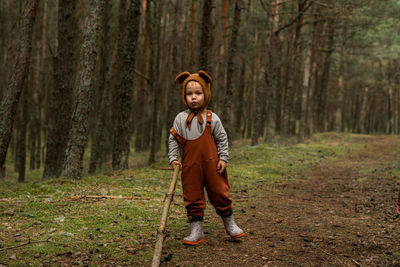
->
xmin=222 ymin=214 xmax=245 ymax=239
xmin=183 ymin=221 xmax=205 ymax=246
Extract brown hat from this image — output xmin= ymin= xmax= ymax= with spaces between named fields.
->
xmin=175 ymin=70 xmax=212 ymax=109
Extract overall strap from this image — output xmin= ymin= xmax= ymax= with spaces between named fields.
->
xmin=206 ymin=110 xmax=212 ymax=125
xmin=170 ymin=127 xmax=186 ymax=146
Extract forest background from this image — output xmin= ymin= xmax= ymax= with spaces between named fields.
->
xmin=0 ymin=0 xmax=400 ymax=181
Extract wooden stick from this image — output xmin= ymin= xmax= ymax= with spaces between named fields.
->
xmin=67 ymin=195 xmax=151 ymax=201
xmin=151 ymin=163 xmax=181 ymax=267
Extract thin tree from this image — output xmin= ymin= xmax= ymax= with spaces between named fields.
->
xmin=334 ymin=16 xmax=350 ymax=132
xmin=199 ymin=0 xmax=214 ymax=73
xmin=43 ymin=0 xmax=77 ymax=179
xmin=165 ymin=0 xmax=182 ymax=154
xmin=61 ymin=0 xmax=105 ymax=179
xmin=148 ymin=1 xmax=165 ymax=164
xmin=0 ymin=0 xmax=39 ymax=178
xmin=223 ymin=0 xmax=241 ymax=140
xmin=134 ymin=0 xmax=149 ymax=153
xmin=112 ymin=0 xmax=141 ymax=170
xmin=89 ymin=0 xmax=113 ymax=174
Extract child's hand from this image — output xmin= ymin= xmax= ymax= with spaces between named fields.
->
xmin=217 ymin=160 xmax=227 ymax=174
xmin=171 ymin=160 xmax=182 ymax=169
xmin=397 ymin=205 xmax=400 ymax=215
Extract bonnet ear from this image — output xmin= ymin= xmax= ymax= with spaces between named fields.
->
xmin=175 ymin=71 xmax=191 ymax=84
xmin=198 ymin=70 xmax=212 ymax=84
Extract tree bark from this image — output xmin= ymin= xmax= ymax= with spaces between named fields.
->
xmin=188 ymin=0 xmax=197 ymax=70
xmin=223 ymin=0 xmax=241 ymax=141
xmin=89 ymin=0 xmax=113 ymax=174
xmin=0 ymin=0 xmax=39 ymax=178
xmin=61 ymin=0 xmax=105 ymax=179
xmin=112 ymin=0 xmax=141 ymax=170
xmin=199 ymin=0 xmax=214 ymax=74
xmin=17 ymin=84 xmax=29 ymax=182
xmin=318 ymin=18 xmax=335 ymax=132
xmin=333 ymin=16 xmax=350 ymax=132
xmin=134 ymin=0 xmax=149 ymax=153
xmin=43 ymin=0 xmax=77 ymax=179
xmin=264 ymin=0 xmax=281 ymax=142
xmin=298 ymin=6 xmax=313 ymax=142
xmin=165 ymin=0 xmax=182 ymax=155
xmin=149 ymin=1 xmax=165 ymax=164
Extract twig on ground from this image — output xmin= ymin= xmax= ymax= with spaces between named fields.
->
xmin=351 ymin=259 xmax=362 ymax=267
xmin=66 ymin=195 xmax=151 ymax=201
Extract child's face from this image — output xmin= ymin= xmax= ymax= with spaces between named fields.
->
xmin=185 ymin=81 xmax=204 ymax=109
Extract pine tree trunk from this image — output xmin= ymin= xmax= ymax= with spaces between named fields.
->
xmin=298 ymin=8 xmax=313 ymax=142
xmin=134 ymin=0 xmax=149 ymax=153
xmin=165 ymin=0 xmax=182 ymax=155
xmin=17 ymin=85 xmax=29 ymax=182
xmin=149 ymin=1 xmax=165 ymax=164
xmin=61 ymin=0 xmax=105 ymax=179
xmin=112 ymin=0 xmax=141 ymax=170
xmin=334 ymin=16 xmax=350 ymax=132
xmin=89 ymin=0 xmax=113 ymax=174
xmin=199 ymin=0 xmax=214 ymax=73
xmin=188 ymin=0 xmax=197 ymax=70
xmin=264 ymin=0 xmax=280 ymax=142
xmin=252 ymin=31 xmax=265 ymax=146
xmin=234 ymin=58 xmax=246 ymax=137
xmin=0 ymin=0 xmax=39 ymax=178
xmin=223 ymin=0 xmax=241 ymax=141
xmin=318 ymin=18 xmax=335 ymax=132
xmin=214 ymin=0 xmax=229 ymax=112
xmin=43 ymin=0 xmax=77 ymax=179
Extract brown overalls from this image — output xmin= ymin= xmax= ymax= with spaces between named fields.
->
xmin=170 ymin=110 xmax=232 ymax=221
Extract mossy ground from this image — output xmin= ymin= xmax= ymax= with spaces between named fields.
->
xmin=0 ymin=133 xmax=398 ymax=266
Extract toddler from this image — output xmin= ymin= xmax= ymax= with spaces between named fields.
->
xmin=168 ymin=70 xmax=244 ymax=246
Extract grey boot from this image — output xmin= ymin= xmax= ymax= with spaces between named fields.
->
xmin=183 ymin=221 xmax=205 ymax=246
xmin=222 ymin=214 xmax=245 ymax=239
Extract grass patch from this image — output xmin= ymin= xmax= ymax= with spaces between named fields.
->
xmin=0 ymin=133 xmax=365 ymax=265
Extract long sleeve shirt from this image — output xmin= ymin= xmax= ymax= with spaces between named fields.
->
xmin=168 ymin=110 xmax=229 ymax=164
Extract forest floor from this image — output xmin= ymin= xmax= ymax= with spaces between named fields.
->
xmin=159 ymin=134 xmax=400 ymax=267
xmin=0 ymin=133 xmax=400 ymax=266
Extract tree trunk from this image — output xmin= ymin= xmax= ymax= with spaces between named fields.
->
xmin=298 ymin=6 xmax=312 ymax=142
xmin=61 ymin=0 xmax=105 ymax=179
xmin=223 ymin=0 xmax=241 ymax=141
xmin=333 ymin=16 xmax=350 ymax=132
xmin=264 ymin=0 xmax=281 ymax=142
xmin=234 ymin=58 xmax=246 ymax=138
xmin=318 ymin=18 xmax=335 ymax=132
xmin=188 ymin=0 xmax=197 ymax=70
xmin=17 ymin=84 xmax=29 ymax=182
xmin=149 ymin=1 xmax=165 ymax=164
xmin=112 ymin=0 xmax=141 ymax=170
xmin=89 ymin=0 xmax=113 ymax=174
xmin=199 ymin=0 xmax=214 ymax=74
xmin=214 ymin=0 xmax=229 ymax=112
xmin=165 ymin=0 xmax=182 ymax=155
xmin=134 ymin=0 xmax=149 ymax=153
xmin=252 ymin=30 xmax=265 ymax=146
xmin=0 ymin=0 xmax=39 ymax=178
xmin=43 ymin=0 xmax=77 ymax=179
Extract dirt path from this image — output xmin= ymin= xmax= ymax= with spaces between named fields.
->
xmin=160 ymin=136 xmax=400 ymax=266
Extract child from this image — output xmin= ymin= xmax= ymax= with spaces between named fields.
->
xmin=168 ymin=70 xmax=244 ymax=246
